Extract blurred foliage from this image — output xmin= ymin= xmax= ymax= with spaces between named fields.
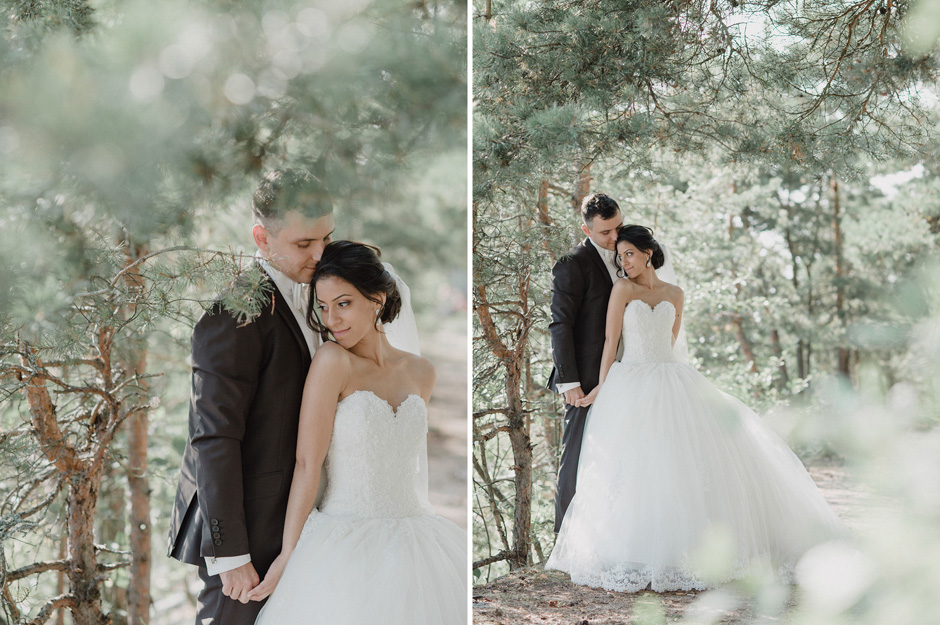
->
xmin=0 ymin=0 xmax=465 ymax=622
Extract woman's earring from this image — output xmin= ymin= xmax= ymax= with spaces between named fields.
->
xmin=646 ymin=257 xmax=651 ymax=267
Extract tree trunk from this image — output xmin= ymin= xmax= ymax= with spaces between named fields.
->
xmin=505 ymin=351 xmax=531 ymax=570
xmin=126 ymin=410 xmax=150 ymax=625
xmin=122 ymin=243 xmax=152 ymax=625
xmin=68 ymin=470 xmax=108 ymax=625
xmin=56 ymin=535 xmax=67 ymax=625
xmin=99 ymin=463 xmax=127 ymax=625
xmin=728 ymin=213 xmax=758 ymax=375
xmin=770 ymin=328 xmax=789 ymax=388
xmin=571 ymin=164 xmax=591 ymax=214
xmin=537 ymin=180 xmax=551 ymax=227
xmin=831 ymin=178 xmax=851 ymax=378
xmin=731 ymin=313 xmax=759 ymax=375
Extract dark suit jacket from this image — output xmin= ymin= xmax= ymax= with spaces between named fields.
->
xmin=548 ymin=240 xmax=614 ymax=394
xmin=167 ymin=274 xmax=312 ymax=578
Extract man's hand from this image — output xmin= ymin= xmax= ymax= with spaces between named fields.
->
xmin=220 ymin=562 xmax=260 ymax=604
xmin=563 ymin=386 xmax=584 ymax=406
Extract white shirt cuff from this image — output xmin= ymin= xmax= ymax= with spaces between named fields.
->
xmin=205 ymin=554 xmax=251 ymax=576
xmin=556 ymin=381 xmax=581 ymax=394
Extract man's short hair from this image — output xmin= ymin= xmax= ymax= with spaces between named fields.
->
xmin=252 ymin=169 xmax=333 ymax=230
xmin=581 ymin=193 xmax=620 ymax=225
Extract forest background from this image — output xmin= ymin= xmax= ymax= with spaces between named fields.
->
xmin=473 ymin=0 xmax=940 ymax=622
xmin=0 ymin=0 xmax=466 ymax=624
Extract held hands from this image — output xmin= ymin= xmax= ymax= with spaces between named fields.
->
xmin=563 ymin=386 xmax=585 ymax=406
xmin=575 ymin=386 xmax=600 ymax=407
xmin=246 ymin=551 xmax=290 ymax=602
xmin=220 ymin=562 xmax=260 ymax=604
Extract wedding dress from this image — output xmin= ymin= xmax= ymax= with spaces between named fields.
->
xmin=255 ymin=390 xmax=466 ymax=624
xmin=546 ymin=299 xmax=843 ymax=592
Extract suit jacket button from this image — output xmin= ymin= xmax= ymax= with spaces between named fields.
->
xmin=211 ymin=519 xmax=219 ymax=525
xmin=214 ymin=539 xmax=222 ymax=546
xmin=212 ymin=532 xmax=221 ymax=539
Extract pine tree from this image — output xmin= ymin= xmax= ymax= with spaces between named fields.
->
xmin=0 ymin=0 xmax=465 ymax=623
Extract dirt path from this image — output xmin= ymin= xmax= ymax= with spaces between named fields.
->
xmin=472 ymin=463 xmax=884 ymax=624
xmin=424 ymin=324 xmax=469 ymax=528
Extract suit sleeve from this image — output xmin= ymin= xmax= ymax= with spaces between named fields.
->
xmin=549 ymin=255 xmax=583 ymax=387
xmin=189 ymin=305 xmax=262 ymax=558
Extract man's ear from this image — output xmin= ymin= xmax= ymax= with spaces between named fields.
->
xmin=252 ymin=224 xmax=269 ymax=253
xmin=581 ymin=223 xmax=591 ymax=238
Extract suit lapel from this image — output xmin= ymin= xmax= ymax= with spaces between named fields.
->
xmin=581 ymin=239 xmax=613 ymax=284
xmin=264 ymin=272 xmax=313 ymax=364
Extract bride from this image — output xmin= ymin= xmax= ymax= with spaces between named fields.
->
xmin=248 ymin=241 xmax=466 ymax=623
xmin=546 ymin=225 xmax=843 ymax=593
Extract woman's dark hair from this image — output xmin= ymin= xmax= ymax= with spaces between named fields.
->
xmin=306 ymin=241 xmax=403 ymax=336
xmin=614 ymin=225 xmax=665 ymax=277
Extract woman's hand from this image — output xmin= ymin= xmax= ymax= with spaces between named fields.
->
xmin=247 ymin=551 xmax=290 ymax=602
xmin=575 ymin=386 xmax=600 ymax=407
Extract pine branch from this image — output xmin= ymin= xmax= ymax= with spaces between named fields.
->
xmin=17 ymin=344 xmax=80 ymax=475
xmin=475 ymin=425 xmax=513 ymax=442
xmin=473 ymin=407 xmax=508 ymax=420
xmin=24 ymin=594 xmax=75 ymax=625
xmin=5 ymin=560 xmax=68 ymax=582
xmin=473 ymin=550 xmax=517 ymax=569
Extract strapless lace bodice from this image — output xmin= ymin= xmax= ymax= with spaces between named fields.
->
xmin=620 ymin=300 xmax=679 ymax=364
xmin=257 ymin=389 xmax=467 ymax=625
xmin=315 ymin=390 xmax=429 ymax=519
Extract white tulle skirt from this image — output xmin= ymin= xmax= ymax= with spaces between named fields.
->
xmin=546 ymin=360 xmax=843 ymax=593
xmin=255 ymin=510 xmax=466 ymax=624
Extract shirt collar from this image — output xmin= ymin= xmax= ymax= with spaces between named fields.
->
xmin=257 ymin=255 xmax=309 ymax=312
xmin=586 ymin=236 xmax=615 ymax=262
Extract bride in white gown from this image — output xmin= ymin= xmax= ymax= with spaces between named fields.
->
xmin=546 ymin=225 xmax=843 ymax=593
xmin=249 ymin=241 xmax=466 ymax=623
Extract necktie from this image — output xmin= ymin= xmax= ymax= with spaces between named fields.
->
xmin=291 ymin=282 xmax=310 ymax=314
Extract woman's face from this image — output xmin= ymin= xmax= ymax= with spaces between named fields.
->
xmin=315 ymin=276 xmax=383 ymax=349
xmin=617 ymin=240 xmax=650 ymax=279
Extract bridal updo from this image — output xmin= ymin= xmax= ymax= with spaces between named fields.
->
xmin=615 ymin=225 xmax=665 ymax=275
xmin=307 ymin=241 xmax=403 ymax=333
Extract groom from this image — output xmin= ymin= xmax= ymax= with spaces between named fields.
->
xmin=548 ymin=192 xmax=622 ymax=533
xmin=167 ymin=169 xmax=334 ymax=624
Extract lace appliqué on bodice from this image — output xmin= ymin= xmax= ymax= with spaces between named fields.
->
xmin=303 ymin=390 xmax=429 ymax=529
xmin=620 ymin=300 xmax=678 ymax=364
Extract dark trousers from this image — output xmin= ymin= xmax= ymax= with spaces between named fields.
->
xmin=196 ymin=566 xmax=266 ymax=625
xmin=554 ymin=402 xmax=590 ymax=533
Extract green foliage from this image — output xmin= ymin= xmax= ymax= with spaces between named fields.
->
xmin=0 ymin=0 xmax=466 ymax=620
xmin=472 ymin=0 xmax=940 ymax=587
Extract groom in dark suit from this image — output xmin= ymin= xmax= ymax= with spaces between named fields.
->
xmin=168 ymin=169 xmax=333 ymax=624
xmin=548 ymin=193 xmax=622 ymax=533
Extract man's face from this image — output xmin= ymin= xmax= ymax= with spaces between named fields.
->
xmin=253 ymin=211 xmax=335 ymax=284
xmin=581 ymin=210 xmax=622 ymax=251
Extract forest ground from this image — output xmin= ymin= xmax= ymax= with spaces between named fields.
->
xmin=472 ymin=462 xmax=886 ymax=624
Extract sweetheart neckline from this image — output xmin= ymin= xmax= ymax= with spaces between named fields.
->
xmin=626 ymin=299 xmax=676 ymax=315
xmin=339 ymin=389 xmax=425 ymax=416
